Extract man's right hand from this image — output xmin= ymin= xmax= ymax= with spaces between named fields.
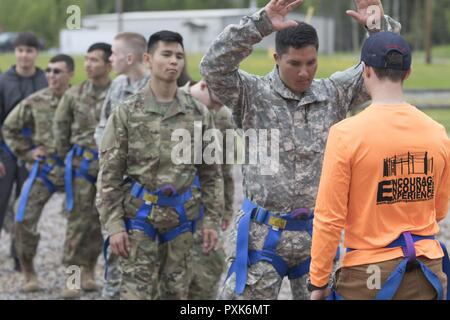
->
xmin=264 ymin=0 xmax=304 ymax=31
xmin=31 ymin=146 xmax=47 ymax=160
xmin=110 ymin=231 xmax=130 ymax=258
xmin=0 ymin=161 xmax=6 ymax=178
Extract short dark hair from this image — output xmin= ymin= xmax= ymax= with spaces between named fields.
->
xmin=275 ymin=22 xmax=319 ymax=55
xmin=87 ymin=42 xmax=112 ymax=63
xmin=50 ymin=54 xmax=75 ymax=72
xmin=14 ymin=32 xmax=40 ymax=49
xmin=372 ymin=51 xmax=409 ymax=82
xmin=147 ymin=30 xmax=184 ymax=53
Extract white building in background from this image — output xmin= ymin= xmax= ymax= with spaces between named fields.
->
xmin=60 ymin=8 xmax=335 ymax=55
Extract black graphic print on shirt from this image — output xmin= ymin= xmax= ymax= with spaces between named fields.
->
xmin=377 ymin=152 xmax=434 ymax=205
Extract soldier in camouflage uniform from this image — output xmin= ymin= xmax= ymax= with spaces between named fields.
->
xmin=93 ymin=32 xmax=150 ymax=300
xmin=2 ymin=55 xmax=74 ymax=292
xmin=200 ymin=0 xmax=401 ymax=300
xmin=97 ymin=31 xmax=223 ymax=300
xmin=184 ymin=80 xmax=236 ymax=300
xmin=53 ymin=43 xmax=112 ymax=299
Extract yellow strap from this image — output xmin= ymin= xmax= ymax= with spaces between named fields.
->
xmin=268 ymin=216 xmax=287 ymax=230
xmin=143 ymin=193 xmax=158 ymax=204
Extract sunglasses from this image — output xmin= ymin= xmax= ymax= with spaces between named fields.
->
xmin=45 ymin=68 xmax=64 ymax=75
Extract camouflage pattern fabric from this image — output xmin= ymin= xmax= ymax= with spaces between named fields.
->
xmin=54 ymin=79 xmax=110 ymax=269
xmin=200 ymin=8 xmax=401 ymax=299
xmin=97 ymin=85 xmax=223 ymax=300
xmin=96 ymin=74 xmax=150 ymax=299
xmin=2 ymin=87 xmax=64 ymax=263
xmin=188 ymin=105 xmax=236 ymax=300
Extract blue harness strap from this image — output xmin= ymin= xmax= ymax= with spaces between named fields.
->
xmin=65 ymin=145 xmax=99 ymax=212
xmin=21 ymin=127 xmax=33 ymax=139
xmin=103 ymin=176 xmax=204 ymax=279
xmin=228 ymin=198 xmax=323 ymax=295
xmin=328 ymin=232 xmax=450 ymax=300
xmin=16 ymin=155 xmax=64 ymax=223
xmin=126 ymin=179 xmax=203 ymax=243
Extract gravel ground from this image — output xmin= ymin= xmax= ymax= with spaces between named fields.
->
xmin=0 ymin=166 xmax=449 ymax=300
xmin=0 ymin=193 xmax=104 ymax=300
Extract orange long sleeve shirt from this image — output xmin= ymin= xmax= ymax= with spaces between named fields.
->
xmin=310 ymin=103 xmax=450 ymax=287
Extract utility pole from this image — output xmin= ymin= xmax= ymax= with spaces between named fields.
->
xmin=116 ymin=0 xmax=123 ymax=33
xmin=424 ymin=0 xmax=433 ymax=64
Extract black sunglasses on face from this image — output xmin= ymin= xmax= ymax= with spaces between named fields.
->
xmin=45 ymin=68 xmax=64 ymax=75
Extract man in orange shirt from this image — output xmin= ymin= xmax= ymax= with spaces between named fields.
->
xmin=309 ymin=32 xmax=450 ymax=300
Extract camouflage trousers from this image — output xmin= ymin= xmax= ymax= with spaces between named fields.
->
xmin=14 ymin=179 xmax=58 ymax=262
xmin=119 ymin=230 xmax=194 ymax=300
xmin=63 ymin=177 xmax=102 ymax=269
xmin=102 ymin=228 xmax=121 ymax=300
xmin=188 ymin=228 xmax=226 ymax=300
xmin=219 ymin=211 xmax=312 ymax=300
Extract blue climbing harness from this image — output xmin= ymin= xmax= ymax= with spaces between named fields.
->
xmin=102 ymin=175 xmax=204 ymax=279
xmin=327 ymin=232 xmax=450 ymax=300
xmin=16 ymin=154 xmax=64 ymax=223
xmin=226 ymin=198 xmax=338 ymax=295
xmin=124 ymin=176 xmax=204 ymax=243
xmin=64 ymin=144 xmax=99 ymax=212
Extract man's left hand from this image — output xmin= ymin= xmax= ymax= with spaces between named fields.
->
xmin=346 ymin=0 xmax=385 ymax=29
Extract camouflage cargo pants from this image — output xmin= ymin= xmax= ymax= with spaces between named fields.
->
xmin=102 ymin=228 xmax=121 ymax=299
xmin=188 ymin=228 xmax=226 ymax=300
xmin=63 ymin=177 xmax=102 ymax=269
xmin=14 ymin=179 xmax=56 ymax=262
xmin=119 ymin=230 xmax=194 ymax=300
xmin=219 ymin=211 xmax=312 ymax=300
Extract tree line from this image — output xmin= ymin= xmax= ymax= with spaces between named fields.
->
xmin=0 ymin=0 xmax=449 ymax=51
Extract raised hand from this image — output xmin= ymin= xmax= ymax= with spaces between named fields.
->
xmin=346 ymin=0 xmax=385 ymax=29
xmin=264 ymin=0 xmax=304 ymax=31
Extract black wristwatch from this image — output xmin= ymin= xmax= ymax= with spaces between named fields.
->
xmin=307 ymin=280 xmax=328 ymax=292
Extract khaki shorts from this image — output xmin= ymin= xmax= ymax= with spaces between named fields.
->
xmin=335 ymin=257 xmax=447 ymax=300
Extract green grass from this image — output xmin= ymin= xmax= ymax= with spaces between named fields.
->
xmin=2 ymin=45 xmax=450 ymax=88
xmin=189 ymin=45 xmax=450 ymax=89
xmin=1 ymin=48 xmax=449 ymax=134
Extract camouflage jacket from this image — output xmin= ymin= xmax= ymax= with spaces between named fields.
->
xmin=97 ymin=85 xmax=224 ymax=236
xmin=2 ymin=87 xmax=65 ymax=184
xmin=94 ymin=73 xmax=150 ymax=148
xmin=181 ymin=83 xmax=236 ymax=222
xmin=200 ymin=9 xmax=401 ymax=213
xmin=53 ymin=79 xmax=110 ymax=164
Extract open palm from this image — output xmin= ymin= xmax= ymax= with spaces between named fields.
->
xmin=265 ymin=0 xmax=304 ymax=31
xmin=347 ymin=0 xmax=385 ymax=27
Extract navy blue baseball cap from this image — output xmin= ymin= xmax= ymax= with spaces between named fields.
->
xmin=361 ymin=31 xmax=411 ymax=71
